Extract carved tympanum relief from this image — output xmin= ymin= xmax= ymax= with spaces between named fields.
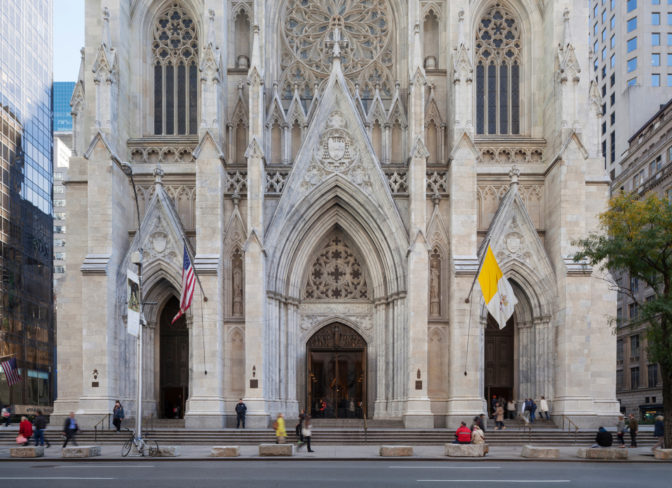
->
xmin=304 ymin=233 xmax=369 ymax=300
xmin=307 ymin=323 xmax=367 ymax=349
xmin=280 ymin=0 xmax=395 ymax=101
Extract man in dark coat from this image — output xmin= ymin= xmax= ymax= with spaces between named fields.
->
xmin=593 ymin=427 xmax=613 ymax=447
xmin=33 ymin=410 xmax=50 ymax=448
xmin=235 ymin=399 xmax=247 ymax=429
xmin=62 ymin=411 xmax=79 ymax=447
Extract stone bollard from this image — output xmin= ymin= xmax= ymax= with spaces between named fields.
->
xmin=211 ymin=446 xmax=240 ymax=457
xmin=444 ymin=444 xmax=488 ymax=457
xmin=10 ymin=446 xmax=44 ymax=458
xmin=521 ymin=445 xmax=559 ymax=459
xmin=152 ymin=446 xmax=180 ymax=457
xmin=62 ymin=446 xmax=102 ymax=458
xmin=379 ymin=446 xmax=414 ymax=457
xmin=576 ymin=447 xmax=628 ymax=460
xmin=259 ymin=444 xmax=294 ymax=456
xmin=654 ymin=449 xmax=672 ymax=460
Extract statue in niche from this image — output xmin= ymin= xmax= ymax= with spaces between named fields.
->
xmin=430 ymin=248 xmax=441 ymax=316
xmin=232 ymin=248 xmax=243 ymax=316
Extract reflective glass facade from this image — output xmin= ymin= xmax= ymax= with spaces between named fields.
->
xmin=52 ymin=82 xmax=75 ymax=132
xmin=0 ymin=0 xmax=54 ymax=407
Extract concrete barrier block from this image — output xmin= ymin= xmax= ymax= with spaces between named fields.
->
xmin=10 ymin=446 xmax=44 ymax=458
xmin=62 ymin=446 xmax=102 ymax=458
xmin=259 ymin=443 xmax=294 ymax=456
xmin=444 ymin=443 xmax=487 ymax=457
xmin=577 ymin=447 xmax=628 ymax=460
xmin=521 ymin=445 xmax=559 ymax=459
xmin=654 ymin=449 xmax=672 ymax=460
xmin=211 ymin=446 xmax=240 ymax=457
xmin=379 ymin=445 xmax=414 ymax=457
xmin=153 ymin=446 xmax=180 ymax=457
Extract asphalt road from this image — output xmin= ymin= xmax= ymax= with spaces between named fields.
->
xmin=0 ymin=461 xmax=670 ymax=488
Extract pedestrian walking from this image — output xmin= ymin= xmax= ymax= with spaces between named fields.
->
xmin=495 ymin=403 xmax=505 ymax=430
xmin=478 ymin=413 xmax=487 ymax=432
xmin=273 ymin=413 xmax=286 ymax=444
xmin=539 ymin=396 xmax=550 ymax=420
xmin=295 ymin=409 xmax=306 ymax=445
xmin=235 ymin=398 xmax=247 ymax=429
xmin=2 ymin=405 xmax=11 ymax=426
xmin=506 ymin=399 xmax=516 ymax=420
xmin=521 ymin=398 xmax=530 ymax=423
xmin=529 ymin=399 xmax=537 ymax=423
xmin=653 ymin=415 xmax=664 ymax=451
xmin=490 ymin=395 xmax=498 ymax=418
xmin=112 ymin=400 xmax=125 ymax=432
xmin=616 ymin=415 xmax=626 ymax=448
xmin=62 ymin=411 xmax=79 ymax=447
xmin=627 ymin=413 xmax=638 ymax=447
xmin=18 ymin=416 xmax=32 ymax=446
xmin=301 ymin=415 xmax=314 ymax=452
xmin=33 ymin=410 xmax=50 ymax=448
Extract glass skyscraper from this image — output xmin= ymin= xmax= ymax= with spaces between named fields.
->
xmin=0 ymin=1 xmax=54 ymax=408
xmin=53 ymin=82 xmax=75 ymax=133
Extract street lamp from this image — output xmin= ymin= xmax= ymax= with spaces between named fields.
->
xmin=120 ymin=161 xmax=144 ymax=447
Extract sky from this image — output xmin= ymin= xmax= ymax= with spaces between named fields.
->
xmin=53 ymin=0 xmax=85 ymax=81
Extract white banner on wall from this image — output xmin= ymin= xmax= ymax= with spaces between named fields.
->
xmin=127 ymin=269 xmax=140 ymax=337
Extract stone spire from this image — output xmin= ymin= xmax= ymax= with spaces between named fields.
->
xmin=153 ymin=164 xmax=164 ymax=187
xmin=509 ymin=165 xmax=520 ymax=190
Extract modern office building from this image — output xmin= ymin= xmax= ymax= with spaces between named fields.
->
xmin=52 ymin=82 xmax=74 ymax=298
xmin=590 ymin=0 xmax=672 ymax=178
xmin=0 ymin=0 xmax=55 ymax=408
xmin=611 ymin=97 xmax=671 ymax=420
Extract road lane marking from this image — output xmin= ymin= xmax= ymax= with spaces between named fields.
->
xmin=418 ymin=480 xmax=570 ymax=484
xmin=390 ymin=466 xmax=502 ymax=469
xmin=56 ymin=465 xmax=155 ymax=468
xmin=0 ymin=477 xmax=116 ymax=480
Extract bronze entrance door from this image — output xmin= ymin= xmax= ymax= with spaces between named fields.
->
xmin=307 ymin=323 xmax=366 ymax=419
xmin=484 ymin=315 xmax=514 ymax=414
xmin=159 ymin=297 xmax=189 ymax=419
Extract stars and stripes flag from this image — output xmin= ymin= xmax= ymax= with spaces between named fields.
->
xmin=477 ymin=245 xmax=518 ymax=329
xmin=0 ymin=357 xmax=21 ymax=386
xmin=172 ymin=244 xmax=196 ymax=324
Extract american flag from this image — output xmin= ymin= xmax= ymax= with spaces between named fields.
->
xmin=172 ymin=244 xmax=196 ymax=324
xmin=0 ymin=357 xmax=21 ymax=386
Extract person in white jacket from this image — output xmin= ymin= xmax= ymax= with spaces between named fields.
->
xmin=539 ymin=396 xmax=550 ymax=420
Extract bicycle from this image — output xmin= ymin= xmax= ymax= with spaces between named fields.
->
xmin=121 ymin=428 xmax=160 ymax=457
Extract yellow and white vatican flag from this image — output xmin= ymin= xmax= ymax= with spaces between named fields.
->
xmin=477 ymin=245 xmax=517 ymax=329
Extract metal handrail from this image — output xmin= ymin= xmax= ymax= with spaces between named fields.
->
xmin=561 ymin=415 xmax=580 ymax=444
xmin=93 ymin=413 xmax=111 ymax=442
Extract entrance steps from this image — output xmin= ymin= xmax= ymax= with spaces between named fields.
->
xmin=0 ymin=428 xmax=656 ymax=447
xmin=310 ymin=419 xmax=403 ymax=428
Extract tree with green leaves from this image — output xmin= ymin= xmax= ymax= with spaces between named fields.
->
xmin=574 ymin=192 xmax=672 ymax=449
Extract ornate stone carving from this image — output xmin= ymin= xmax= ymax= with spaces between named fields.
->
xmin=152 ymin=3 xmax=198 ymax=66
xmin=128 ymin=139 xmax=197 ymax=163
xmin=224 ymin=171 xmax=248 ymax=195
xmin=302 ymin=112 xmax=371 ymax=191
xmin=386 ymin=171 xmax=408 ymax=194
xmin=429 ymin=247 xmax=441 ymax=317
xmin=427 ymin=171 xmax=449 ymax=195
xmin=280 ymin=0 xmax=394 ymax=100
xmin=232 ymin=247 xmax=244 ymax=316
xmin=478 ymin=146 xmax=544 ymax=165
xmin=304 ymin=234 xmax=369 ymax=300
xmin=307 ymin=323 xmax=367 ymax=349
xmin=266 ymin=170 xmax=289 ymax=194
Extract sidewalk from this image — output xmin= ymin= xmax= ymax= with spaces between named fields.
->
xmin=0 ymin=444 xmax=668 ymax=463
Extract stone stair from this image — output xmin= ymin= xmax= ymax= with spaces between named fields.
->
xmin=0 ymin=427 xmax=656 ymax=447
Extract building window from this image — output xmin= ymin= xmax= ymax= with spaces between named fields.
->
xmin=627 ymin=37 xmax=637 ymax=52
xmin=617 ymin=339 xmax=624 ymax=360
xmin=594 ymin=58 xmax=599 ymax=71
xmin=602 ymin=10 xmax=607 ymax=23
xmin=611 ymin=54 xmax=616 ymax=68
xmin=668 ymin=54 xmax=672 ymax=65
xmin=602 ymin=84 xmax=607 ymax=97
xmin=631 ymin=334 xmax=640 ymax=356
xmin=631 ymin=367 xmax=640 ymax=389
xmin=152 ymin=3 xmax=199 ymax=136
xmin=631 ymin=277 xmax=639 ymax=292
xmin=611 ymin=72 xmax=616 ymax=86
xmin=603 ymin=65 xmax=607 ymax=79
xmin=595 ymin=22 xmax=599 ymax=36
xmin=602 ymin=121 xmax=607 ymax=135
xmin=54 ymin=266 xmax=65 ymax=274
xmin=653 ymin=32 xmax=661 ymax=45
xmin=627 ymin=57 xmax=638 ymax=72
xmin=610 ymin=92 xmax=615 ymax=105
xmin=611 ymin=131 xmax=616 ymax=163
xmin=594 ymin=4 xmax=599 ymax=18
xmin=627 ymin=17 xmax=637 ymax=32
xmin=653 ymin=53 xmax=661 ymax=66
xmin=475 ymin=3 xmax=521 ymax=135
xmin=611 ymin=16 xmax=616 ymax=29
xmin=653 ymin=73 xmax=661 ymax=86
xmin=627 ymin=0 xmax=637 ymax=12
xmin=611 ymin=111 xmax=616 ymax=124
xmin=54 ymin=199 xmax=65 ymax=207
xmin=668 ymin=33 xmax=672 ymax=45
xmin=653 ymin=12 xmax=661 ymax=25
xmin=668 ymin=74 xmax=672 ymax=86
xmin=654 ymin=0 xmax=661 ymax=4
xmin=617 ymin=370 xmax=624 ymax=389
xmin=611 ymin=34 xmax=616 ymax=49
xmin=54 ymin=252 xmax=65 ymax=260
xmin=669 ymin=12 xmax=672 ymax=24
xmin=602 ymin=47 xmax=606 ymax=60
xmin=611 ymin=0 xmax=615 ymax=8
xmin=628 ymin=77 xmax=637 ymax=86
xmin=594 ymin=40 xmax=599 ymax=54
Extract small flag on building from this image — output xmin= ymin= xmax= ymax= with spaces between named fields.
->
xmin=477 ymin=245 xmax=518 ymax=329
xmin=127 ymin=268 xmax=141 ymax=337
xmin=0 ymin=357 xmax=21 ymax=386
xmin=172 ymin=244 xmax=196 ymax=324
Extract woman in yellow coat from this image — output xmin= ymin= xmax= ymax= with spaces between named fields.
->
xmin=274 ymin=413 xmax=286 ymax=444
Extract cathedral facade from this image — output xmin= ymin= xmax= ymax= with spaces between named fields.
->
xmin=54 ymin=0 xmax=620 ymax=428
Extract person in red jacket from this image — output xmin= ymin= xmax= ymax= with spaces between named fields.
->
xmin=18 ymin=416 xmax=33 ymax=446
xmin=454 ymin=421 xmax=472 ymax=444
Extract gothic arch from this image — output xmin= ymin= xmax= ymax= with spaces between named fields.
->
xmin=471 ymin=0 xmax=542 ymax=137
xmin=267 ymin=178 xmax=408 ymax=300
xmin=129 ymin=0 xmax=203 ymax=136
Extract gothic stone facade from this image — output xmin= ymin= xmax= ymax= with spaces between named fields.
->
xmin=54 ymin=0 xmax=619 ymax=428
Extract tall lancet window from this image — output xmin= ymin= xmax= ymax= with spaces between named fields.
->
xmin=152 ymin=3 xmax=198 ymax=135
xmin=475 ymin=3 xmax=521 ymax=135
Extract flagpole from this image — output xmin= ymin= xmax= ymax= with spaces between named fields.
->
xmin=464 ymin=235 xmax=492 ymax=303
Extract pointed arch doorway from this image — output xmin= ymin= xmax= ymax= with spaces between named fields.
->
xmin=307 ymin=323 xmax=366 ymax=419
xmin=484 ymin=314 xmax=514 ymax=412
xmin=159 ymin=296 xmax=189 ymax=419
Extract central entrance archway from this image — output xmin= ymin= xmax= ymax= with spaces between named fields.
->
xmin=307 ymin=323 xmax=366 ymax=419
xmin=159 ymin=297 xmax=189 ymax=419
xmin=484 ymin=314 xmax=514 ymax=414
